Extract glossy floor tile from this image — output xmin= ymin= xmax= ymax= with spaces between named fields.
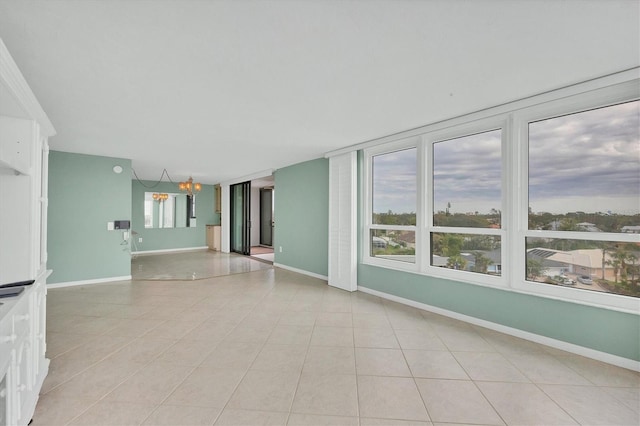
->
xmin=34 ymin=256 xmax=639 ymax=425
xmin=132 ymin=250 xmax=272 ymax=280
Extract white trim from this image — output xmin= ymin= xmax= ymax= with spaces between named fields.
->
xmin=325 ymin=68 xmax=639 ymax=158
xmin=47 ymin=275 xmax=132 ymax=289
xmin=221 ymin=183 xmax=230 ymax=253
xmin=131 ymin=246 xmax=208 ymax=255
xmin=273 ymin=262 xmax=328 ymax=281
xmin=358 ymin=285 xmax=640 ymax=372
xmin=220 ymin=169 xmax=274 ymax=187
xmin=0 ymin=38 xmax=56 ymax=137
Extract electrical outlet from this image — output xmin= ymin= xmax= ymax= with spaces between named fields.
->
xmin=107 ymin=221 xmax=114 ymax=231
xmin=279 ymin=246 xmax=283 ymax=253
xmin=138 ymin=237 xmax=143 ymax=243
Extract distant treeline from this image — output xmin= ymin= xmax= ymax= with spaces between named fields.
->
xmin=373 ymin=210 xmax=638 ymax=233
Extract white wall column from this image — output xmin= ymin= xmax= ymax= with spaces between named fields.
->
xmin=328 ymin=151 xmax=357 ymax=292
xmin=221 ymin=183 xmax=230 ymax=253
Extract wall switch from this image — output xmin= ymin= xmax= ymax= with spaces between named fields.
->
xmin=279 ymin=246 xmax=283 ymax=253
xmin=107 ymin=221 xmax=114 ymax=231
xmin=138 ymin=237 xmax=143 ymax=243
xmin=123 ymin=231 xmax=129 ymax=240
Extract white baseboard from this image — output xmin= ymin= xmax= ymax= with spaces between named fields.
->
xmin=132 ymin=246 xmax=208 ymax=256
xmin=47 ymin=275 xmax=132 ymax=289
xmin=273 ymin=263 xmax=328 ymax=281
xmin=358 ymin=286 xmax=640 ymax=372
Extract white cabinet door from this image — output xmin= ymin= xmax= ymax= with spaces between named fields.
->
xmin=328 ymin=152 xmax=357 ymax=292
xmin=0 ymin=117 xmax=33 ymax=175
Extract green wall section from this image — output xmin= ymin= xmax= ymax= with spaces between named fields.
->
xmin=274 ymin=158 xmax=329 ymax=277
xmin=358 ymin=265 xmax=640 ymax=361
xmin=48 ymin=151 xmax=132 ymax=284
xmin=131 ymin=180 xmax=218 ymax=252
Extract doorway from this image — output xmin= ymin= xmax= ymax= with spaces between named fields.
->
xmin=230 ymin=181 xmax=250 ymax=255
xmin=260 ymin=187 xmax=274 ymax=247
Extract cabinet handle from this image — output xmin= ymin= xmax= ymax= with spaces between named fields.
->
xmin=1 ymin=334 xmax=16 ymax=343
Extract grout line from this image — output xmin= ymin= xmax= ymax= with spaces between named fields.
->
xmin=44 ymin=271 xmax=639 ymax=426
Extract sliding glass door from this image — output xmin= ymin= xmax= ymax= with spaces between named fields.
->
xmin=230 ymin=181 xmax=251 ymax=255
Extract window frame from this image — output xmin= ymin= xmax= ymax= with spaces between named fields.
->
xmin=422 ymin=117 xmax=509 ymax=288
xmin=361 ymin=76 xmax=640 ymax=313
xmin=511 ymin=81 xmax=640 ymax=313
xmin=363 ymin=137 xmax=421 ymax=272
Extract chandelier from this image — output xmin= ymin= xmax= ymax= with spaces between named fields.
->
xmin=178 ymin=176 xmax=202 ymax=197
xmin=152 ymin=193 xmax=169 ymax=201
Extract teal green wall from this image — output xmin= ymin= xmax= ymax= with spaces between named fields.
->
xmin=131 ymin=180 xmax=218 ymax=252
xmin=274 ymin=158 xmax=329 ymax=277
xmin=355 ymin=150 xmax=639 ymax=362
xmin=48 ymin=151 xmax=132 ymax=284
xmin=358 ymin=266 xmax=640 ymax=361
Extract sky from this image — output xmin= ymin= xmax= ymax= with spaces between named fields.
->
xmin=372 ymin=100 xmax=640 ymax=217
xmin=529 ymin=100 xmax=639 ymax=215
xmin=433 ymin=129 xmax=501 ymax=214
xmin=372 ymin=147 xmax=417 ymax=215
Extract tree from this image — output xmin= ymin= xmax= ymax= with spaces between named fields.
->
xmin=606 ymin=257 xmax=622 ymax=284
xmin=559 ymin=218 xmax=579 ymax=231
xmin=527 ymin=259 xmax=546 ymax=280
xmin=471 ymin=251 xmax=493 ymax=274
xmin=447 ymin=254 xmax=467 ymax=270
xmin=600 ymin=242 xmax=617 ymax=280
xmin=441 ymin=234 xmax=464 ymax=257
xmin=607 ymin=244 xmax=638 ymax=284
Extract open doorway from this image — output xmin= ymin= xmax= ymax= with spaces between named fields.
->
xmin=230 ymin=181 xmax=251 ymax=255
xmin=249 ymin=176 xmax=274 ymax=263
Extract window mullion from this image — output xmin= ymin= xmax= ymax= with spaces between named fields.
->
xmin=416 ymin=139 xmax=427 ymax=272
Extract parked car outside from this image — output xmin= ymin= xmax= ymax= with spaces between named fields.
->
xmin=372 ymin=236 xmax=387 ymax=249
xmin=553 ymin=275 xmax=576 ymax=286
xmin=577 ymin=275 xmax=593 ymax=285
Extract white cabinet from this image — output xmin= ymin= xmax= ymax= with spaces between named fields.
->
xmin=0 ymin=279 xmax=48 ymax=426
xmin=0 ymin=117 xmax=33 ymax=175
xmin=0 ymin=37 xmax=54 ymax=425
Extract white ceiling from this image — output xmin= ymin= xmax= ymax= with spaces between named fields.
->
xmin=0 ymin=0 xmax=638 ymax=184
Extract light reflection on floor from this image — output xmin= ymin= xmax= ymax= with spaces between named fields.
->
xmin=250 ymin=253 xmax=275 ymax=262
xmin=132 ymin=250 xmax=272 ymax=280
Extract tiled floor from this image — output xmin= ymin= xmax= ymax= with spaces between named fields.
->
xmin=36 ymin=267 xmax=639 ymax=425
xmin=132 ymin=251 xmax=272 ymax=280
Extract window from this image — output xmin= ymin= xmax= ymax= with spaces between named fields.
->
xmin=529 ymin=101 xmax=639 ymax=230
xmin=433 ymin=130 xmax=502 ymax=228
xmin=430 ymin=129 xmax=503 ymax=277
xmin=431 ymin=233 xmax=502 ymax=275
xmin=366 ymin=142 xmax=418 ymax=266
xmin=362 ymin=76 xmax=639 ymax=311
xmin=525 ymin=100 xmax=640 ymax=299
